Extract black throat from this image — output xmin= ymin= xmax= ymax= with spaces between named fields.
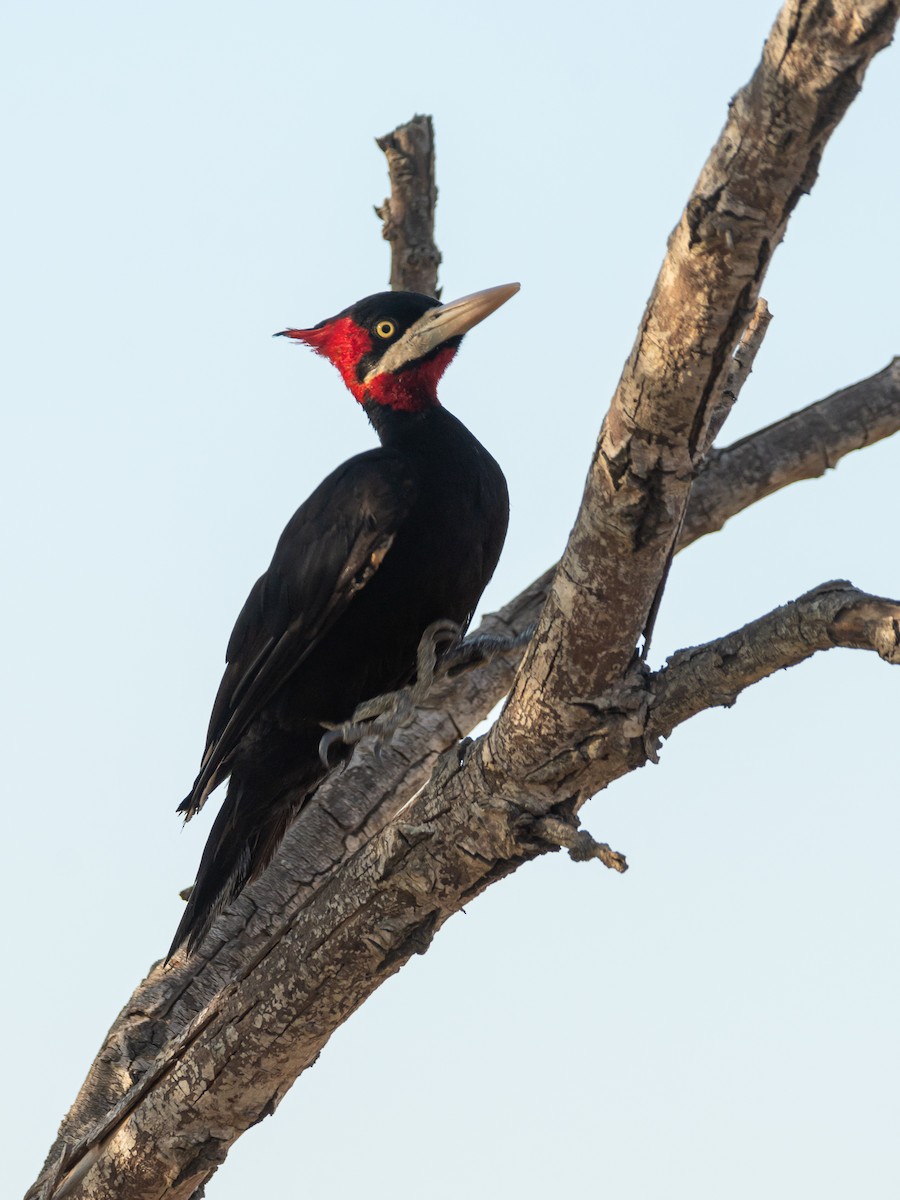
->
xmin=363 ymin=399 xmax=435 ymax=447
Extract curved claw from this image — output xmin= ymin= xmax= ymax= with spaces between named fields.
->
xmin=316 ymin=618 xmax=471 ymax=769
xmin=318 ymin=728 xmax=344 ymax=767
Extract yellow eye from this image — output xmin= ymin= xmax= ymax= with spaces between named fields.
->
xmin=375 ymin=320 xmax=395 ymax=339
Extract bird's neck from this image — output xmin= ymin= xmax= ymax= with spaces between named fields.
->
xmin=356 ymin=345 xmax=458 ymax=416
xmin=363 ymin=398 xmax=440 ymax=447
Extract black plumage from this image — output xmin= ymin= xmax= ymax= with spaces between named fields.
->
xmin=169 ymin=284 xmax=517 ymax=957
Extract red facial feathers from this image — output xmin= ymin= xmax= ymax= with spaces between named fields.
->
xmin=282 ymin=317 xmax=373 ymax=399
xmin=363 ymin=343 xmax=456 ymax=412
xmin=280 ymin=319 xmax=457 ymax=413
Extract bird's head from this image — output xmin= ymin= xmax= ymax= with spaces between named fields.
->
xmin=276 ymin=283 xmax=519 ymax=413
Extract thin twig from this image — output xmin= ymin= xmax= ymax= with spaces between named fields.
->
xmin=533 ymin=816 xmax=629 ymax=872
xmin=701 ymin=297 xmax=773 ymax=454
xmin=650 ymin=582 xmax=900 ymax=738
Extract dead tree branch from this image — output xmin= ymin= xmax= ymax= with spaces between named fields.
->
xmin=39 ymin=583 xmax=899 ymax=1200
xmin=28 ymin=4 xmax=900 ymax=1196
xmin=639 ymin=294 xmax=772 ymax=654
xmin=496 ymin=0 xmax=900 ymax=776
xmin=41 ymin=343 xmax=900 ymax=1180
xmin=374 ymin=114 xmax=441 ymax=296
xmin=651 ymin=582 xmax=900 ymax=739
xmin=32 ymin=115 xmax=449 ymax=1192
xmin=701 ymin=297 xmax=773 ymax=455
xmin=681 ymin=356 xmax=900 ymax=547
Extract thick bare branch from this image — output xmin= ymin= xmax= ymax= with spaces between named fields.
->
xmin=30 ymin=114 xmax=448 ymax=1196
xmin=29 ymin=7 xmax=900 ymax=1195
xmin=34 ymin=348 xmax=899 ymax=1197
xmin=374 ymin=114 xmax=441 ymax=296
xmin=41 ymin=585 xmax=898 ymax=1200
xmin=497 ymin=0 xmax=899 ymax=771
xmin=681 ymin=356 xmax=900 ymax=547
xmin=30 ymin=580 xmax=547 ymax=1199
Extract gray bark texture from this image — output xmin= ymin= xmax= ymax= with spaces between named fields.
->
xmin=375 ymin=114 xmax=441 ymax=297
xmin=29 ymin=3 xmax=900 ymax=1198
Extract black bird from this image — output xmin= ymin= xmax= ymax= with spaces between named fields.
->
xmin=169 ymin=283 xmax=518 ymax=957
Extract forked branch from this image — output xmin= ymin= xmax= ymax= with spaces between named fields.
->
xmin=27 ymin=3 xmax=900 ymax=1195
xmin=496 ymin=0 xmax=900 ymax=770
xmin=39 ymin=583 xmax=898 ymax=1200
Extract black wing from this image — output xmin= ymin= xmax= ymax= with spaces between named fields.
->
xmin=179 ymin=449 xmax=417 ymax=818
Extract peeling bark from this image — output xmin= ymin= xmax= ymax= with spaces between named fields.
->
xmin=39 ymin=342 xmax=900 ymax=1185
xmin=27 ymin=3 xmax=900 ymax=1197
xmin=497 ymin=0 xmax=900 ymax=772
xmin=37 ymin=585 xmax=900 ymax=1200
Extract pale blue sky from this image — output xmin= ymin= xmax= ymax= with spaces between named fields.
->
xmin=4 ymin=2 xmax=898 ymax=1197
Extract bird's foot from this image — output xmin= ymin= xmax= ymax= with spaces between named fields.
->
xmin=318 ymin=621 xmax=535 ymax=766
xmin=319 ymin=619 xmax=462 ymax=764
xmin=432 ymin=736 xmax=474 ymax=785
xmin=440 ymin=622 xmax=535 ymax=676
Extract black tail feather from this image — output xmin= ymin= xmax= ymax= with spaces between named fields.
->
xmin=167 ymin=776 xmax=307 ymax=960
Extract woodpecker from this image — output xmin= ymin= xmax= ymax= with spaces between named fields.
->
xmin=169 ymin=283 xmax=518 ymax=957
